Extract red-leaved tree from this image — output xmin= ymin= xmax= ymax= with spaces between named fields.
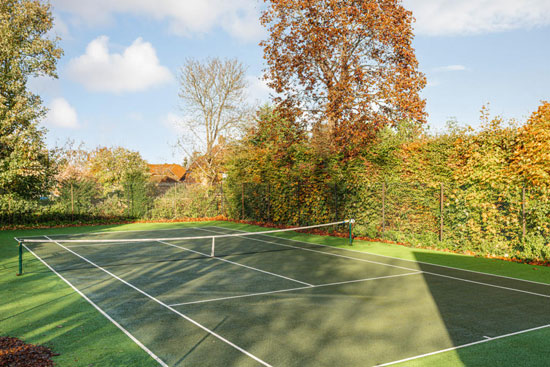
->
xmin=260 ymin=0 xmax=427 ymax=155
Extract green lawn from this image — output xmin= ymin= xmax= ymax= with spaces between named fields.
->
xmin=2 ymin=221 xmax=550 ymax=366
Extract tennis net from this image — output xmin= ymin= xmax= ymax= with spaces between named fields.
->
xmin=15 ymin=220 xmax=354 ymax=275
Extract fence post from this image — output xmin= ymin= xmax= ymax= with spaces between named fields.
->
xmin=220 ymin=182 xmax=224 ymax=216
xmin=382 ymin=182 xmax=386 ymax=233
xmin=522 ymin=186 xmax=526 ymax=241
xmin=241 ymin=183 xmax=245 ymax=220
xmin=335 ymin=183 xmax=340 ymax=222
xmin=267 ymin=183 xmax=271 ymax=222
xmin=70 ymin=182 xmax=74 ymax=220
xmin=440 ymin=183 xmax=444 ymax=241
xmin=173 ymin=181 xmax=178 ymax=219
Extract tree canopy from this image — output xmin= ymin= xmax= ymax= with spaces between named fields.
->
xmin=0 ymin=0 xmax=62 ymax=202
xmin=260 ymin=0 xmax=426 ymax=155
xmin=510 ymin=101 xmax=550 ymax=188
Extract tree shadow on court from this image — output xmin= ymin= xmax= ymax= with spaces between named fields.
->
xmin=14 ymin=226 xmax=550 ymax=366
xmin=20 ymin=242 xmax=272 ymax=366
xmin=413 ymin=250 xmax=550 ymax=366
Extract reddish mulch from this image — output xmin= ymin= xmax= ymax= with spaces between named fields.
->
xmin=0 ymin=337 xmax=58 ymax=367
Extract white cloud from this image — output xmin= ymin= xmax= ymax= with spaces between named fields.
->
xmin=45 ymin=98 xmax=79 ymax=128
xmin=405 ymin=0 xmax=550 ymax=36
xmin=434 ymin=65 xmax=468 ymax=72
xmin=51 ymin=0 xmax=264 ymax=42
xmin=67 ymin=36 xmax=173 ymax=93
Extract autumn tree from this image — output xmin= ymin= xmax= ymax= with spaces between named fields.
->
xmin=260 ymin=0 xmax=426 ymax=154
xmin=0 ymin=0 xmax=63 ymax=208
xmin=227 ymin=106 xmax=309 ymax=184
xmin=510 ymin=101 xmax=550 ymax=188
xmin=87 ymin=147 xmax=152 ymax=216
xmin=177 ymin=57 xmax=250 ymax=184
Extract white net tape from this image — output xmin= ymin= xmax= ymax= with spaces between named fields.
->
xmin=16 ymin=220 xmax=351 ymax=244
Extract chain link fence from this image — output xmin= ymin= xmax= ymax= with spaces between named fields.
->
xmin=3 ymin=179 xmax=550 ymax=260
xmin=229 ymin=181 xmax=550 ymax=260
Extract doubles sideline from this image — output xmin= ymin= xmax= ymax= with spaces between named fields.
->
xmin=211 ymin=225 xmax=550 ymax=287
xmin=199 ymin=227 xmax=550 ymax=300
xmin=42 ymin=236 xmax=273 ymax=367
xmin=22 ymin=242 xmax=170 ymax=367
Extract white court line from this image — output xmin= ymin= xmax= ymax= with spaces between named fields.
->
xmin=375 ymin=323 xmax=550 ymax=366
xmin=43 ymin=236 xmax=273 ymax=367
xmin=22 ymin=243 xmax=169 ymax=367
xmin=212 ymin=226 xmax=550 ymax=287
xmin=66 ymin=241 xmax=153 ymax=248
xmin=202 ymin=228 xmax=550 ymax=299
xmin=422 ymin=271 xmax=550 ymax=299
xmin=195 ymin=227 xmax=416 ymax=272
xmin=17 ymin=224 xmax=217 ymax=239
xmin=157 ymin=240 xmax=312 ymax=287
xmin=86 ymin=225 xmax=217 ymax=235
xmin=168 ymin=271 xmax=422 ymax=307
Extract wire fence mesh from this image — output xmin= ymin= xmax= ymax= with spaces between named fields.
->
xmin=3 ymin=180 xmax=550 ymax=260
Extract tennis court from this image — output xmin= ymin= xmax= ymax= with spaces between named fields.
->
xmin=16 ymin=222 xmax=550 ymax=367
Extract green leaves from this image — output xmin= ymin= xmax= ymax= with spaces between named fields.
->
xmin=0 ymin=0 xmax=62 ymax=203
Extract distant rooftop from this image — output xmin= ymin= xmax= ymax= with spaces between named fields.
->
xmin=148 ymin=164 xmax=188 ymax=183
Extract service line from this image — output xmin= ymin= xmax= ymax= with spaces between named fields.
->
xmin=168 ymin=271 xmax=422 ymax=307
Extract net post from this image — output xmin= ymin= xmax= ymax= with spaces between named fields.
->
xmin=211 ymin=237 xmax=215 ymax=257
xmin=348 ymin=219 xmax=354 ymax=246
xmin=16 ymin=239 xmax=23 ymax=276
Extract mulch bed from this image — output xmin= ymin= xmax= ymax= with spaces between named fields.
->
xmin=0 ymin=337 xmax=58 ymax=367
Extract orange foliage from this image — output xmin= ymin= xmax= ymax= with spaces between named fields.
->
xmin=260 ymin=0 xmax=426 ymax=155
xmin=510 ymin=101 xmax=550 ymax=187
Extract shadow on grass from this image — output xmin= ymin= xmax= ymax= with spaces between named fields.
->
xmin=413 ymin=250 xmax=550 ymax=366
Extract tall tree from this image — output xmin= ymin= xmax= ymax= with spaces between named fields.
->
xmin=177 ymin=57 xmax=249 ymax=184
xmin=260 ymin=0 xmax=426 ymax=155
xmin=0 ymin=0 xmax=63 ymax=203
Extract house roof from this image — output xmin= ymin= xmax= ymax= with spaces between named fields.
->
xmin=148 ymin=164 xmax=187 ymax=182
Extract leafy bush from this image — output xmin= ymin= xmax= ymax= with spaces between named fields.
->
xmin=516 ymin=234 xmax=550 ymax=261
xmin=149 ymin=184 xmax=223 ymax=219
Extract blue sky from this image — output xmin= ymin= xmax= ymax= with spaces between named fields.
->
xmin=34 ymin=0 xmax=550 ymax=163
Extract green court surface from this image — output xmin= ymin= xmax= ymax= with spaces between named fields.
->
xmin=6 ymin=223 xmax=550 ymax=366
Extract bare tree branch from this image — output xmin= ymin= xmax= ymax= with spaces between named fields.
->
xmin=176 ymin=57 xmax=250 ymax=184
